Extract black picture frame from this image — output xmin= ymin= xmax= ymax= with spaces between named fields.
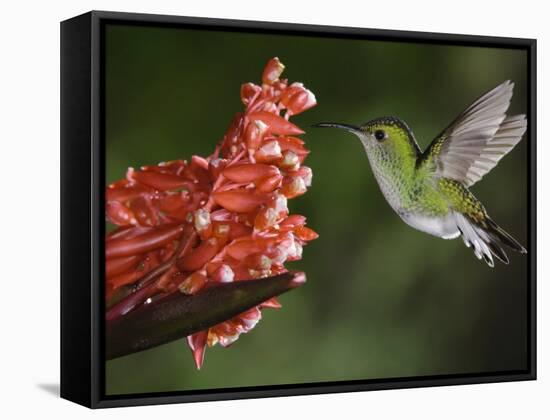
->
xmin=60 ymin=10 xmax=537 ymax=409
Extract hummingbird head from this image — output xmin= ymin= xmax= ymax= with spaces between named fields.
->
xmin=313 ymin=116 xmax=422 ymax=162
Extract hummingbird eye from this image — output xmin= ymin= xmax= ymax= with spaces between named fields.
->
xmin=374 ymin=129 xmax=386 ymax=141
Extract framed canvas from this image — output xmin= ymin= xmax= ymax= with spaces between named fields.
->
xmin=60 ymin=10 xmax=536 ymax=408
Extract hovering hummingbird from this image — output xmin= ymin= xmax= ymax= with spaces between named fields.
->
xmin=315 ymin=80 xmax=527 ymax=267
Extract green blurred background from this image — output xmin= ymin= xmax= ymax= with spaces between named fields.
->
xmin=104 ymin=23 xmax=529 ymax=395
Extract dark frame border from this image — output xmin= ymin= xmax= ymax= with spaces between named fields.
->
xmin=60 ymin=10 xmax=536 ymax=409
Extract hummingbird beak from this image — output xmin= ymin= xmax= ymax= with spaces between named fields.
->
xmin=313 ymin=122 xmax=362 ymax=135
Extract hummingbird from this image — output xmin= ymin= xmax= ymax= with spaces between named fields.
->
xmin=315 ymin=80 xmax=527 ymax=267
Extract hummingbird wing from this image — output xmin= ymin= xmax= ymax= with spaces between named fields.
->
xmin=419 ymin=80 xmax=527 ymax=187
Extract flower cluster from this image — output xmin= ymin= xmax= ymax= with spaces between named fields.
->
xmin=105 ymin=57 xmax=318 ymax=368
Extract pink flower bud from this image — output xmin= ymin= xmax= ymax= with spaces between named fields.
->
xmin=260 ymin=298 xmax=282 ymax=309
xmin=177 ymin=238 xmax=219 ymax=272
xmin=279 ymin=233 xmax=302 ymax=261
xmin=211 ymin=264 xmax=235 ymax=283
xmin=222 ymin=113 xmax=244 ymax=157
xmin=248 ymin=111 xmax=304 ymax=136
xmin=211 ymin=222 xmax=230 ymax=245
xmin=106 ymin=224 xmax=184 ymax=259
xmin=277 ymin=136 xmax=309 ymax=158
xmin=271 ymin=193 xmax=289 ymax=219
xmin=240 ymin=82 xmax=261 ymax=106
xmin=107 ymin=183 xmax=151 ymax=202
xmin=225 ymin=236 xmax=275 ymax=260
xmin=280 ymin=215 xmax=307 ymax=229
xmin=225 ymin=237 xmax=261 ymax=260
xmin=187 ymin=331 xmax=208 ymax=369
xmin=186 ymin=157 xmax=211 ymax=185
xmin=293 ymin=241 xmax=303 ymax=260
xmin=237 ymin=307 xmax=262 ymax=332
xmin=268 ymin=245 xmax=288 ymax=265
xmin=194 ymin=208 xmax=212 ymax=239
xmin=254 ymin=140 xmax=282 ymax=163
xmin=179 ymin=272 xmax=208 ymax=295
xmin=244 ymin=254 xmax=272 ymax=270
xmin=289 ymin=271 xmax=307 ymax=288
xmin=286 ymin=88 xmax=317 ymax=115
xmin=271 ymin=80 xmax=287 ymax=94
xmin=212 ymin=190 xmax=271 ymax=213
xmin=254 ymin=207 xmax=278 ymax=230
xmin=106 ymin=201 xmax=136 ymax=226
xmin=158 ymin=192 xmax=188 ymax=212
xmin=129 ymin=196 xmax=159 ymax=227
xmin=262 ymin=57 xmax=285 ymax=85
xmin=294 ymin=225 xmax=319 ymax=241
xmin=243 ymin=119 xmax=268 ymax=152
xmin=191 ymin=155 xmax=209 ymax=171
xmin=109 ymin=271 xmax=144 ymax=289
xmin=261 ymin=101 xmax=278 ymax=114
xmin=156 ymin=159 xmax=186 ymax=173
xmin=106 ymin=255 xmax=140 ymax=279
xmin=222 ymin=163 xmax=279 ymax=183
xmin=130 ymin=170 xmax=188 ymax=191
xmin=208 ymin=158 xmax=227 ymax=180
xmin=106 ymin=225 xmax=145 ymax=242
xmin=295 ymin=166 xmax=313 ymax=187
xmin=256 ymin=174 xmax=283 ymax=193
xmin=217 ymin=330 xmax=240 ymax=347
xmin=226 ymin=222 xmax=253 ymax=240
xmin=225 ymin=113 xmax=244 ymax=144
xmin=280 ymin=82 xmax=304 ymax=105
xmin=279 ymin=150 xmax=300 ymax=170
xmin=281 ymin=176 xmax=307 ymax=199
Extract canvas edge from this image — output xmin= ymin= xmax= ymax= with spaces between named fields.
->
xmin=527 ymin=37 xmax=537 ymax=381
xmin=60 ymin=11 xmax=94 ymax=408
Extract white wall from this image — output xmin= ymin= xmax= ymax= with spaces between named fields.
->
xmin=1 ymin=0 xmax=547 ymax=418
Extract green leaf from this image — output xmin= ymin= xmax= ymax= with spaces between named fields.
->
xmin=106 ymin=271 xmax=305 ymax=360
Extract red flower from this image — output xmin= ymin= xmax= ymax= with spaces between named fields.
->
xmin=105 ymin=57 xmax=318 ymax=368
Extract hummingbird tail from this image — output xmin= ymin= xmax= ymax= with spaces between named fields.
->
xmin=454 ymin=213 xmax=526 ymax=267
xmin=484 ymin=218 xmax=527 ymax=254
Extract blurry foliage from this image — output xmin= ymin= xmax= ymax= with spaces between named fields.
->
xmin=105 ymin=24 xmax=529 ymax=395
